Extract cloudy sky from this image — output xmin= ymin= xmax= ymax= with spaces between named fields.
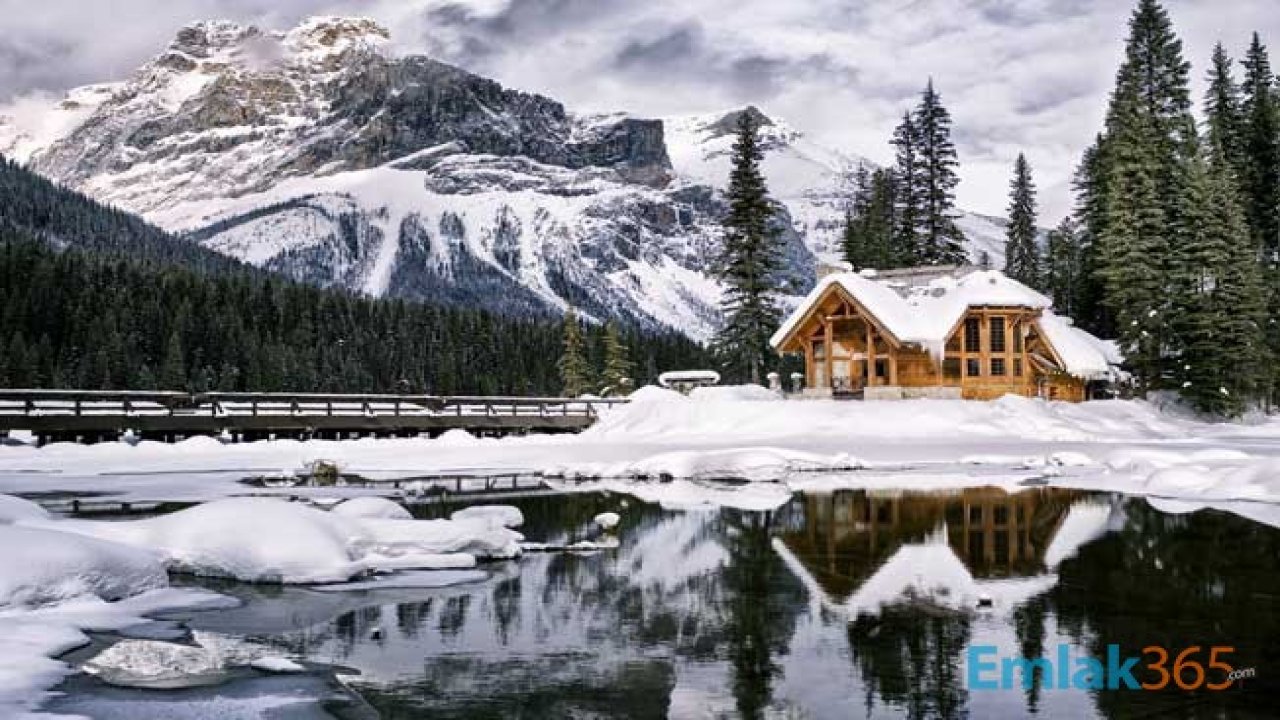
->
xmin=1 ymin=0 xmax=1277 ymax=221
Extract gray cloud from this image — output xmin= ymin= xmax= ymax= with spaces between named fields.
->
xmin=1 ymin=0 xmax=1277 ymax=222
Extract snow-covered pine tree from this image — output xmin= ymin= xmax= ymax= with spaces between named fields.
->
xmin=601 ymin=321 xmax=633 ymax=396
xmin=1070 ymin=137 xmax=1114 ymax=336
xmin=1205 ymin=43 xmax=1246 ymax=176
xmin=1170 ymin=143 xmax=1269 ymax=415
xmin=1241 ymin=34 xmax=1280 ymax=255
xmin=712 ymin=111 xmax=782 ymax=385
xmin=1100 ymin=93 xmax=1171 ymax=392
xmin=842 ymin=166 xmax=897 ymax=270
xmin=558 ymin=308 xmax=592 ymax=397
xmin=890 ymin=111 xmax=923 ymax=264
xmin=1093 ymin=0 xmax=1199 ymax=392
xmin=1044 ymin=216 xmax=1084 ymax=317
xmin=913 ymin=80 xmax=967 ymax=265
xmin=1004 ymin=153 xmax=1040 ymax=287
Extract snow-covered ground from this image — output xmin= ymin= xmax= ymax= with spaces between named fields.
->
xmin=3 ymin=388 xmax=1279 ymax=507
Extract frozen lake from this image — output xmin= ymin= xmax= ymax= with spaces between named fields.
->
xmin=37 ymin=487 xmax=1280 ymax=719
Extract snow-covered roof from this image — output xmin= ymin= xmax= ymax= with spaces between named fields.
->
xmin=770 ymin=267 xmax=1119 ymax=379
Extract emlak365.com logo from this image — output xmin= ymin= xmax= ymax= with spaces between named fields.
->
xmin=967 ymin=645 xmax=1257 ymax=691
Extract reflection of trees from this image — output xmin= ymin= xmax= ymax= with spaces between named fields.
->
xmin=722 ymin=510 xmax=805 ymax=720
xmin=847 ymin=607 xmax=971 ymax=720
xmin=1049 ymin=499 xmax=1280 ymax=719
xmin=1013 ymin=596 xmax=1048 ymax=713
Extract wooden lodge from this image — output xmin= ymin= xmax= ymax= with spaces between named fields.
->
xmin=770 ymin=266 xmax=1119 ymax=402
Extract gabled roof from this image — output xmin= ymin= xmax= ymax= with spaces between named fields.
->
xmin=771 ymin=267 xmax=1120 ymax=379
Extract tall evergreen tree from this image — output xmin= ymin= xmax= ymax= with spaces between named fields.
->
xmin=1003 ymin=153 xmax=1040 ymax=286
xmin=1204 ymin=43 xmax=1246 ymax=175
xmin=1241 ymin=33 xmax=1280 ymax=255
xmin=159 ymin=330 xmax=187 ymax=390
xmin=1070 ymin=137 xmax=1114 ymax=336
xmin=1170 ymin=144 xmax=1269 ymax=415
xmin=601 ymin=321 xmax=633 ymax=395
xmin=712 ymin=111 xmax=782 ymax=384
xmin=842 ymin=166 xmax=897 ymax=270
xmin=557 ymin=308 xmax=592 ymax=397
xmin=1094 ymin=0 xmax=1198 ymax=391
xmin=1044 ymin=216 xmax=1084 ymax=317
xmin=890 ymin=111 xmax=924 ymax=264
xmin=913 ymin=80 xmax=967 ymax=264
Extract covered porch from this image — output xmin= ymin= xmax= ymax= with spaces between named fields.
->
xmin=783 ymin=288 xmax=903 ymax=396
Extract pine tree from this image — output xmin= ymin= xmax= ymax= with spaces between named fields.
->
xmin=1003 ymin=153 xmax=1040 ymax=286
xmin=1170 ymin=144 xmax=1269 ymax=415
xmin=1044 ymin=217 xmax=1084 ymax=317
xmin=1241 ymin=33 xmax=1280 ymax=255
xmin=913 ymin=80 xmax=967 ymax=265
xmin=890 ymin=112 xmax=923 ymax=264
xmin=557 ymin=308 xmax=591 ymax=397
xmin=1093 ymin=0 xmax=1198 ymax=391
xmin=601 ymin=321 xmax=633 ymax=395
xmin=1070 ymin=138 xmax=1113 ymax=335
xmin=712 ymin=111 xmax=782 ymax=384
xmin=159 ymin=330 xmax=187 ymax=390
xmin=1205 ymin=43 xmax=1246 ymax=176
xmin=841 ymin=166 xmax=896 ymax=270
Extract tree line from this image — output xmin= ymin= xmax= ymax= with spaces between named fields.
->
xmin=0 ymin=159 xmax=708 ymax=396
xmin=1011 ymin=0 xmax=1278 ymax=416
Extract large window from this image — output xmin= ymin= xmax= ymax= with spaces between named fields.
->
xmin=1013 ymin=322 xmax=1023 ymax=352
xmin=966 ymin=358 xmax=981 ymax=377
xmin=990 ymin=317 xmax=1006 ymax=352
xmin=943 ymin=358 xmax=962 ymax=379
xmin=964 ymin=318 xmax=981 ymax=352
xmin=1014 ymin=358 xmax=1023 ymax=377
xmin=991 ymin=358 xmax=1006 ymax=376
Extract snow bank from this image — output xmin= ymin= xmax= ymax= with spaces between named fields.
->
xmin=545 ymin=447 xmax=862 ymax=482
xmin=450 ymin=504 xmax=524 ymax=528
xmin=586 ymin=392 xmax=1192 ymax=444
xmin=31 ymin=497 xmax=520 ymax=584
xmin=331 ymin=496 xmax=413 ymax=520
xmin=594 ymin=512 xmax=620 ymax=530
xmin=626 ymin=385 xmax=687 ymax=403
xmin=0 ymin=495 xmax=50 ymax=524
xmin=0 ymin=525 xmax=167 ymax=608
xmin=687 ymin=384 xmax=778 ymax=402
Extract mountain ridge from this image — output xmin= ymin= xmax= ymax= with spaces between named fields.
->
xmin=0 ymin=15 xmax=1018 ymax=341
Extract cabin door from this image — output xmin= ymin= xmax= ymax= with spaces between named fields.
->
xmin=832 ymin=360 xmax=852 ymax=393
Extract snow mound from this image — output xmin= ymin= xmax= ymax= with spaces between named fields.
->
xmin=626 ymin=385 xmax=688 ymax=403
xmin=436 ymin=428 xmax=480 ymax=445
xmin=545 ymin=447 xmax=862 ymax=482
xmin=251 ymin=657 xmax=306 ymax=673
xmin=450 ymin=504 xmax=524 ymax=528
xmin=331 ymin=496 xmax=412 ymax=520
xmin=360 ymin=517 xmax=522 ymax=559
xmin=96 ymin=498 xmax=369 ymax=584
xmin=594 ymin=512 xmax=621 ymax=530
xmin=0 ymin=525 xmax=167 ymax=608
xmin=0 ymin=495 xmax=50 ymax=524
xmin=1043 ymin=501 xmax=1113 ymax=567
xmin=688 ymin=384 xmax=778 ymax=402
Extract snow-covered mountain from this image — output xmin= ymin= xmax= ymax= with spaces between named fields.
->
xmin=0 ymin=16 xmax=1012 ymax=341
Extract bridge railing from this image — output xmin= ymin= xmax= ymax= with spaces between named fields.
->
xmin=0 ymin=389 xmax=630 ymax=421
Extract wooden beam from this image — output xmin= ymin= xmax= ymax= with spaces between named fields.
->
xmin=824 ymin=317 xmax=834 ymax=390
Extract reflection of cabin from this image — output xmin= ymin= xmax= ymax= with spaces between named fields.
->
xmin=775 ymin=488 xmax=1112 ymax=615
xmin=769 ymin=266 xmax=1120 ymax=401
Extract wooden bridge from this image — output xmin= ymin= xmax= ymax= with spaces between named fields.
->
xmin=0 ymin=390 xmax=628 ymax=445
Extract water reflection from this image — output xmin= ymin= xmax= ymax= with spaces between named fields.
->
xmin=168 ymin=488 xmax=1280 ymax=719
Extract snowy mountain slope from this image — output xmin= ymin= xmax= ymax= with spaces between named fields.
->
xmin=664 ymin=106 xmax=1019 ymax=269
xmin=0 ymin=15 xmax=1014 ymax=340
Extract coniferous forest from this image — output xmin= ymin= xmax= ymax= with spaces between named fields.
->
xmin=840 ymin=0 xmax=1280 ymax=416
xmin=0 ymin=160 xmax=708 ymax=395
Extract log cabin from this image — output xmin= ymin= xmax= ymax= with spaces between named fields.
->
xmin=770 ymin=265 xmax=1120 ymax=401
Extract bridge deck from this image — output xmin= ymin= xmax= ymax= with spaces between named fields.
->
xmin=0 ymin=390 xmax=627 ymax=444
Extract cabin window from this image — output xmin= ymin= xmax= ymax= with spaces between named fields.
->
xmin=966 ymin=358 xmax=981 ymax=377
xmin=994 ymin=505 xmax=1009 ymax=524
xmin=990 ymin=317 xmax=1006 ymax=353
xmin=991 ymin=358 xmax=1006 ymax=376
xmin=1013 ymin=358 xmax=1023 ymax=377
xmin=943 ymin=358 xmax=962 ymax=379
xmin=875 ymin=359 xmax=888 ymax=378
xmin=964 ymin=318 xmax=981 ymax=352
xmin=946 ymin=334 xmax=961 ymax=352
xmin=1013 ymin=323 xmax=1024 ymax=352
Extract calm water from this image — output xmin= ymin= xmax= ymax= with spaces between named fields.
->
xmin=51 ymin=487 xmax=1280 ymax=719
